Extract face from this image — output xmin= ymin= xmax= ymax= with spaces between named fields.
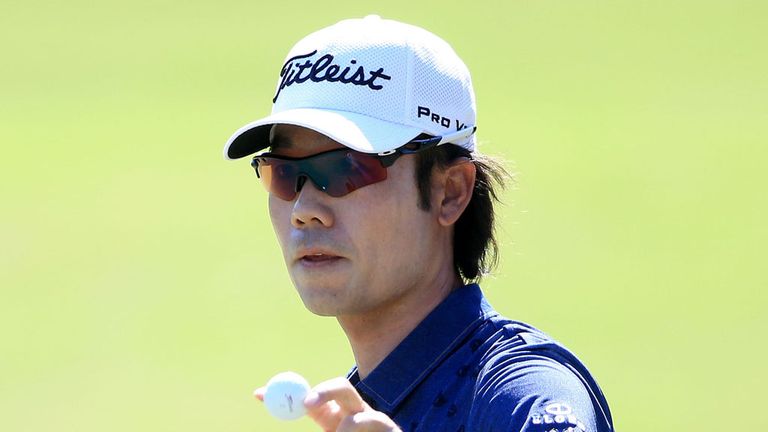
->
xmin=265 ymin=125 xmax=445 ymax=317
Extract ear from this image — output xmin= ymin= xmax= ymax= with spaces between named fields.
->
xmin=436 ymin=159 xmax=476 ymax=227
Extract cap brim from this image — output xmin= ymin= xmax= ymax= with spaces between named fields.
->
xmin=223 ymin=108 xmax=423 ymax=160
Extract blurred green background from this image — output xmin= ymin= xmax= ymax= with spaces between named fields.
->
xmin=2 ymin=0 xmax=766 ymax=430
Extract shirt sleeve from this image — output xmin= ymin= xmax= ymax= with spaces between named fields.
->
xmin=466 ymin=355 xmax=599 ymax=432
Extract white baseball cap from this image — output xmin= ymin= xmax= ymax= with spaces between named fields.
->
xmin=223 ymin=15 xmax=477 ymax=160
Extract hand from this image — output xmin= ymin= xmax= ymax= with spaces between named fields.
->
xmin=255 ymin=376 xmax=401 ymax=432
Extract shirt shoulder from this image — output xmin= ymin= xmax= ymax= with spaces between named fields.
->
xmin=466 ymin=319 xmax=612 ymax=432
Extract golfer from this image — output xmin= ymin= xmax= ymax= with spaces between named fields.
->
xmin=224 ymin=16 xmax=614 ymax=432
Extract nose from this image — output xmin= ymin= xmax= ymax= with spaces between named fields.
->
xmin=291 ymin=177 xmax=334 ymax=228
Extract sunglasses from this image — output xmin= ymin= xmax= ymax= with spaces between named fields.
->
xmin=251 ymin=127 xmax=475 ymax=200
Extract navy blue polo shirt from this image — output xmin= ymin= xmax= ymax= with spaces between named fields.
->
xmin=347 ymin=284 xmax=614 ymax=431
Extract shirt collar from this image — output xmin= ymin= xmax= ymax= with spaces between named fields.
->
xmin=347 ymin=284 xmax=497 ymax=414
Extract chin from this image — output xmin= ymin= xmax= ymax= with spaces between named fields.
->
xmin=293 ymin=281 xmax=349 ymax=316
xmin=298 ymin=294 xmax=348 ymax=316
xmin=302 ymin=303 xmax=339 ymax=317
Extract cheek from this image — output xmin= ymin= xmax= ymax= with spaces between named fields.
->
xmin=347 ymin=162 xmax=431 ymax=258
xmin=268 ymin=195 xmax=292 ymax=249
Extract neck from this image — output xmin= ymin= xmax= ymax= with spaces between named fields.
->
xmin=338 ymin=270 xmax=463 ymax=379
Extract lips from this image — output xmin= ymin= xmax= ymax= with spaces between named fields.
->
xmin=302 ymin=254 xmax=337 ymax=262
xmin=295 ymin=248 xmax=344 ymax=267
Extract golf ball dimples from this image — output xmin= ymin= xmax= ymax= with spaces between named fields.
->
xmin=264 ymin=372 xmax=311 ymax=421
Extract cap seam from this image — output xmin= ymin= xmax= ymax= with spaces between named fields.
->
xmin=403 ymin=32 xmax=415 ymax=128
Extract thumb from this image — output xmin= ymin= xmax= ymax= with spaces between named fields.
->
xmin=253 ymin=387 xmax=265 ymax=402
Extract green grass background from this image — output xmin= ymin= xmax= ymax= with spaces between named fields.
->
xmin=2 ymin=0 xmax=766 ymax=430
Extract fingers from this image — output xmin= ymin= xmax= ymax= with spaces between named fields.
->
xmin=304 ymin=399 xmax=343 ymax=431
xmin=305 ymin=377 xmax=366 ymax=414
xmin=337 ymin=411 xmax=402 ymax=432
xmin=254 ymin=376 xmax=401 ymax=431
xmin=253 ymin=387 xmax=265 ymax=401
xmin=303 ymin=378 xmax=401 ymax=431
xmin=302 ymin=377 xmax=372 ymax=431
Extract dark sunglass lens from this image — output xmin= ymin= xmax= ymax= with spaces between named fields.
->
xmin=257 ymin=159 xmax=299 ymax=200
xmin=254 ymin=150 xmax=390 ymax=200
xmin=324 ymin=152 xmax=388 ymax=197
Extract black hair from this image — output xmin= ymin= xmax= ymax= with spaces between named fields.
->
xmin=414 ymin=143 xmax=510 ymax=281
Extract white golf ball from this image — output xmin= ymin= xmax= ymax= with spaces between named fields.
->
xmin=263 ymin=371 xmax=311 ymax=421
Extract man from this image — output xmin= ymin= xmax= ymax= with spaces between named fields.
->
xmin=224 ymin=16 xmax=614 ymax=432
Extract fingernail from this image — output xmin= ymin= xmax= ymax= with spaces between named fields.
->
xmin=304 ymin=392 xmax=319 ymax=407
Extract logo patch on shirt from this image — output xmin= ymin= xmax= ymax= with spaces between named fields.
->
xmin=528 ymin=403 xmax=586 ymax=431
